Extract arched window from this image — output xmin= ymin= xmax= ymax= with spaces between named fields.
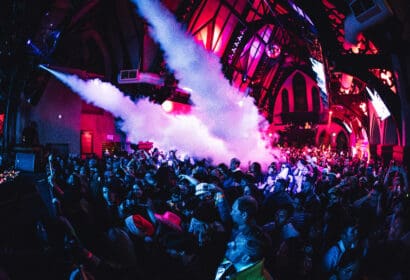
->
xmin=312 ymin=87 xmax=320 ymax=112
xmin=293 ymin=73 xmax=307 ymax=112
xmin=318 ymin=130 xmax=329 ymax=146
xmin=371 ymin=118 xmax=381 ymax=144
xmin=384 ymin=118 xmax=398 ymax=145
xmin=336 ymin=132 xmax=348 ymax=151
xmin=282 ymin=89 xmax=289 ymax=113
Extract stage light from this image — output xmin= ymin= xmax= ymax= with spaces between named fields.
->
xmin=242 ymin=73 xmax=248 ymax=82
xmin=162 ymin=100 xmax=173 ymax=113
xmin=26 ymin=40 xmax=44 ymax=56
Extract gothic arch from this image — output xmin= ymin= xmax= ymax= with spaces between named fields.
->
xmin=384 ymin=118 xmax=399 ymax=145
xmin=336 ymin=131 xmax=348 ymax=151
xmin=370 ymin=117 xmax=381 ymax=144
xmin=318 ymin=130 xmax=329 ymax=146
xmin=312 ymin=87 xmax=320 ymax=112
xmin=293 ymin=72 xmax=307 ymax=112
xmin=282 ymin=89 xmax=289 ymax=113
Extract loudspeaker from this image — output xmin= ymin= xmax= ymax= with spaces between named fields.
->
xmin=15 ymin=152 xmax=36 ymax=172
xmin=344 ymin=0 xmax=393 ymax=43
xmin=117 ymin=70 xmax=164 ymax=85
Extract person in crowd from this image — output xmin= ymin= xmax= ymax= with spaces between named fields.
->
xmin=276 ymin=162 xmax=294 ymax=192
xmin=248 ymin=161 xmax=264 ymax=186
xmin=264 ymin=203 xmax=303 ymax=279
xmin=266 ymin=162 xmax=278 ymax=179
xmin=187 ymin=201 xmax=227 ymax=279
xmin=387 ymin=210 xmax=410 ymax=245
xmin=322 ymin=218 xmax=359 ymax=279
xmin=299 ymin=175 xmax=322 ymax=220
xmin=329 ymin=249 xmax=360 ymax=280
xmin=259 ymin=174 xmax=276 ymax=196
xmin=290 ymin=193 xmax=312 ymax=237
xmin=384 ymin=164 xmax=409 ymax=209
xmin=215 ymin=225 xmax=273 ymax=280
xmin=154 ymin=231 xmax=200 ymax=279
xmin=230 ymin=158 xmax=241 ymax=174
xmin=229 ymin=195 xmax=260 ymax=238
xmin=259 ymin=178 xmax=294 ymax=224
xmin=94 ymin=183 xmax=122 ymax=229
xmin=293 ymin=159 xmax=313 ymax=194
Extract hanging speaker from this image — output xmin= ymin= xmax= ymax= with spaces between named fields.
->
xmin=344 ymin=0 xmax=393 ymax=44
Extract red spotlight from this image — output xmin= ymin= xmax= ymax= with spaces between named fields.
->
xmin=161 ymin=100 xmax=191 ymax=114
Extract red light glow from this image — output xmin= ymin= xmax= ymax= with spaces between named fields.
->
xmin=162 ymin=100 xmax=191 ymax=115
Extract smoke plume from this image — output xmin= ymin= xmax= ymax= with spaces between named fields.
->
xmin=40 ymin=0 xmax=274 ymax=167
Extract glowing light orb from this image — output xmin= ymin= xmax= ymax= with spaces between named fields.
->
xmin=162 ymin=100 xmax=173 ymax=113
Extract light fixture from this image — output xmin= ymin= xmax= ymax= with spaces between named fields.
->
xmin=161 ymin=100 xmax=173 ymax=113
xmin=265 ymin=43 xmax=281 ymax=59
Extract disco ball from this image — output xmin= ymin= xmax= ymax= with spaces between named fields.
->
xmin=265 ymin=43 xmax=281 ymax=59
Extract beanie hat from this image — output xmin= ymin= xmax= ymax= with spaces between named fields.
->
xmin=154 ymin=211 xmax=183 ymax=232
xmin=125 ymin=214 xmax=155 ymax=237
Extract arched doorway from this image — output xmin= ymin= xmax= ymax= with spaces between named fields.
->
xmin=318 ymin=130 xmax=329 ymax=147
xmin=336 ymin=131 xmax=348 ymax=151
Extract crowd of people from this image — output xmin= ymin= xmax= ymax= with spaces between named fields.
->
xmin=36 ymin=146 xmax=410 ymax=279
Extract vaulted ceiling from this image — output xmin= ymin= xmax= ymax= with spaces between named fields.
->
xmin=1 ymin=0 xmax=409 ymax=142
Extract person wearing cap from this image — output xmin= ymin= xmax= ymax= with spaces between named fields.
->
xmin=195 ymin=182 xmax=216 ymax=200
xmin=193 ymin=183 xmax=222 ymax=233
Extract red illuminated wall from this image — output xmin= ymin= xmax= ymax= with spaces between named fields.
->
xmin=29 ymin=78 xmax=121 ymax=157
xmin=80 ymin=110 xmax=119 ymax=157
xmin=0 ymin=114 xmax=4 ymax=136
